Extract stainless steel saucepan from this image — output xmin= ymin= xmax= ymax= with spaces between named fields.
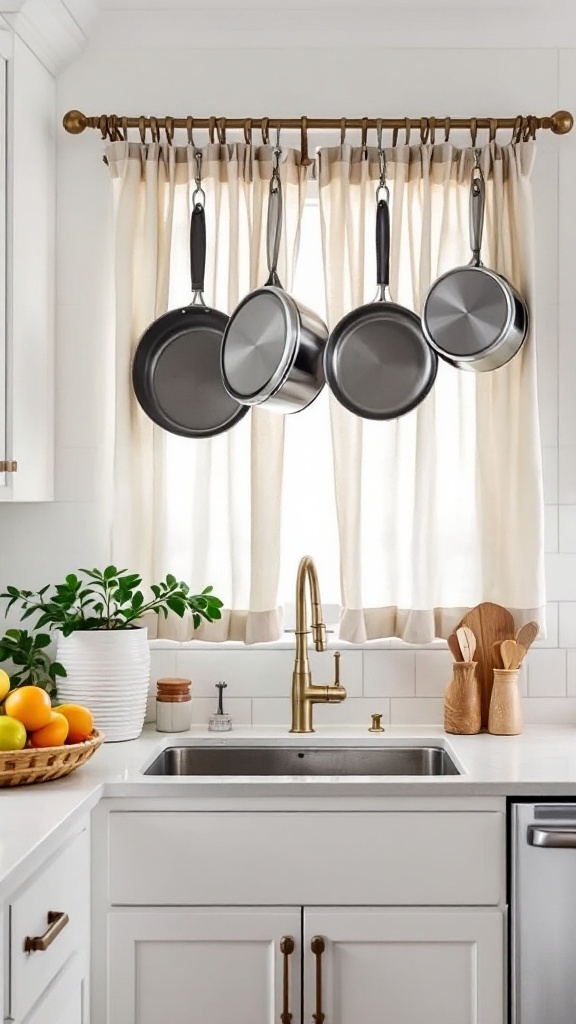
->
xmin=421 ymin=153 xmax=529 ymax=372
xmin=220 ymin=134 xmax=328 ymax=414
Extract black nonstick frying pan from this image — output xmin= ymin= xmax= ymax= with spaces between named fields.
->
xmin=131 ymin=190 xmax=248 ymax=438
xmin=324 ymin=191 xmax=438 ymax=420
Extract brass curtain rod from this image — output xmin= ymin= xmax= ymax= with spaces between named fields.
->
xmin=63 ymin=109 xmax=574 ymax=143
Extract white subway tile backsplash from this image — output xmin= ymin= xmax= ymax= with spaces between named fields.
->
xmin=363 ymin=651 xmax=415 ymax=697
xmin=149 ymin=649 xmax=178 ymax=696
xmin=390 ymin=698 xmax=444 ymax=726
xmin=566 ymin=649 xmax=576 ymax=697
xmin=522 ymin=698 xmax=576 ymax=725
xmin=559 ymin=603 xmax=576 ymax=649
xmin=415 ymin=650 xmax=453 ymax=697
xmin=314 ymin=698 xmax=390 ymax=727
xmin=527 ymin=648 xmax=567 ymax=697
xmin=535 ymin=602 xmax=558 ymax=648
xmin=251 ymin=699 xmax=291 ymax=726
xmin=560 ymin=506 xmax=576 ymax=552
xmin=189 ymin=697 xmax=252 ymax=726
xmin=544 ymin=554 xmax=576 ymax=601
xmin=542 ymin=447 xmax=559 ymax=504
xmin=545 ymin=506 xmax=559 ymax=553
xmin=559 ymin=448 xmax=576 ymax=504
xmin=174 ymin=649 xmax=362 ymax=699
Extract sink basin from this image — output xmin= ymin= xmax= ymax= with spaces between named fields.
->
xmin=144 ymin=745 xmax=460 ymax=777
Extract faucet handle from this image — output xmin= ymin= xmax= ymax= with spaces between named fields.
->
xmin=333 ymin=650 xmax=341 ymax=685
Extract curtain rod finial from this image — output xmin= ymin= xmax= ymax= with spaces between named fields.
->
xmin=63 ymin=109 xmax=88 ymax=134
xmin=551 ymin=109 xmax=573 ymax=135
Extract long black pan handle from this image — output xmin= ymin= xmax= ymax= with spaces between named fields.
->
xmin=376 ymin=198 xmax=390 ymax=292
xmin=469 ymin=167 xmax=485 ymax=267
xmin=190 ymin=202 xmax=206 ymax=293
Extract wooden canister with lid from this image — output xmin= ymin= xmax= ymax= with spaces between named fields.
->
xmin=155 ymin=677 xmax=192 ymax=732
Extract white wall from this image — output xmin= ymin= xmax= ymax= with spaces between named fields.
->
xmin=1 ymin=37 xmax=575 ymax=726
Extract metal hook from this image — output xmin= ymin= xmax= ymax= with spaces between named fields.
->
xmin=186 ymin=116 xmax=195 ymax=147
xmin=512 ymin=115 xmax=522 ymax=144
xmin=404 ymin=117 xmax=411 ymax=145
xmin=340 ymin=117 xmax=347 ymax=145
xmin=208 ymin=115 xmax=216 ymax=144
xmin=361 ymin=116 xmax=368 ymax=155
xmin=300 ymin=115 xmax=312 ymax=166
xmin=420 ymin=117 xmax=429 ymax=144
xmin=138 ymin=115 xmax=147 ymax=144
xmin=489 ymin=118 xmax=497 ymax=143
xmin=217 ymin=116 xmax=226 ymax=143
xmin=193 ymin=150 xmax=205 ymax=206
xmin=444 ymin=117 xmax=451 ymax=142
xmin=150 ymin=116 xmax=159 ymax=143
xmin=261 ymin=116 xmax=270 ymax=145
xmin=429 ymin=116 xmax=436 ymax=144
xmin=244 ymin=117 xmax=252 ymax=145
xmin=470 ymin=117 xmax=478 ymax=147
xmin=271 ymin=124 xmax=281 ymax=189
xmin=165 ymin=116 xmax=174 ymax=145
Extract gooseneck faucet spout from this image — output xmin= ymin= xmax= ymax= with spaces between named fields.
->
xmin=290 ymin=556 xmax=347 ymax=734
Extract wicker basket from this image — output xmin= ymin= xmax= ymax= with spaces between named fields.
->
xmin=0 ymin=729 xmax=105 ymax=788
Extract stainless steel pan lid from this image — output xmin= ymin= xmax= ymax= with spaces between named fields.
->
xmin=324 ymin=185 xmax=437 ymax=421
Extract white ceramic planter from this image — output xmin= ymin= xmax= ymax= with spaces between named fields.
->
xmin=55 ymin=628 xmax=150 ymax=742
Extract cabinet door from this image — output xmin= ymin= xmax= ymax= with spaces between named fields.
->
xmin=109 ymin=907 xmax=301 ymax=1024
xmin=22 ymin=954 xmax=85 ymax=1024
xmin=304 ymin=907 xmax=504 ymax=1024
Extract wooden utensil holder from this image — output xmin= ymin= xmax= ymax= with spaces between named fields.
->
xmin=488 ymin=669 xmax=523 ymax=735
xmin=444 ymin=662 xmax=481 ymax=735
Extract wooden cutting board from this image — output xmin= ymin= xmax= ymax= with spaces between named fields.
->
xmin=455 ymin=602 xmax=515 ymax=728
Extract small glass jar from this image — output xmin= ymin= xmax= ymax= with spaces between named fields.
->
xmin=155 ymin=677 xmax=192 ymax=733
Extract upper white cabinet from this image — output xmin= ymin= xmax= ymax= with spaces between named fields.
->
xmin=0 ymin=26 xmax=55 ymax=501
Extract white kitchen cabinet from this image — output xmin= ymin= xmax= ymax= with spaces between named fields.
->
xmin=21 ymin=954 xmax=85 ymax=1024
xmin=303 ymin=907 xmax=504 ymax=1024
xmin=108 ymin=907 xmax=301 ymax=1024
xmin=0 ymin=30 xmax=55 ymax=501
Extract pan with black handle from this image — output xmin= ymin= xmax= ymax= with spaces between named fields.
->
xmin=324 ymin=190 xmax=438 ymax=420
xmin=131 ymin=191 xmax=248 ymax=438
xmin=421 ymin=157 xmax=529 ymax=371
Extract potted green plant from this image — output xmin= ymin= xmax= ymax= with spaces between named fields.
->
xmin=2 ymin=567 xmax=223 ymax=742
xmin=0 ymin=629 xmax=66 ymax=700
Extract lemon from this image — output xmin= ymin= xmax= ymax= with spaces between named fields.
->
xmin=0 ymin=669 xmax=10 ymax=704
xmin=0 ymin=716 xmax=26 ymax=751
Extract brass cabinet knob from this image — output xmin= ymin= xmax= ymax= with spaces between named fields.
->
xmin=369 ymin=713 xmax=385 ymax=733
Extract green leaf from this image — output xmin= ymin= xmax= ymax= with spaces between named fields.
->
xmin=192 ymin=613 xmax=201 ymax=630
xmin=103 ymin=565 xmax=119 ymax=580
xmin=65 ymin=574 xmax=79 ymax=588
xmin=165 ymin=574 xmax=177 ymax=588
xmin=131 ymin=591 xmax=144 ymax=610
xmin=166 ymin=596 xmax=186 ymax=617
xmin=34 ymin=634 xmax=51 ymax=649
xmin=201 ymin=586 xmax=213 ymax=595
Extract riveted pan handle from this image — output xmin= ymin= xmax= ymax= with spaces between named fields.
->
xmin=266 ymin=177 xmax=283 ymax=288
xmin=469 ymin=165 xmax=485 ymax=267
xmin=376 ymin=197 xmax=390 ymax=299
xmin=190 ymin=201 xmax=207 ymax=300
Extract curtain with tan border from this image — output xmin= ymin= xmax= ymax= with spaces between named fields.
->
xmin=106 ymin=140 xmax=306 ymax=642
xmin=317 ymin=141 xmax=545 ymax=642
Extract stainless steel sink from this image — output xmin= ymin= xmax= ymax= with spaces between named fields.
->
xmin=144 ymin=745 xmax=460 ymax=777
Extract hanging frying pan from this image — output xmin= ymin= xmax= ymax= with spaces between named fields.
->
xmin=324 ymin=188 xmax=438 ymax=420
xmin=220 ymin=132 xmax=328 ymax=414
xmin=421 ymin=156 xmax=529 ymax=371
xmin=131 ymin=174 xmax=248 ymax=438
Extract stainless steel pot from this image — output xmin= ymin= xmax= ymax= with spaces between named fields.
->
xmin=220 ymin=144 xmax=328 ymax=414
xmin=421 ymin=155 xmax=529 ymax=372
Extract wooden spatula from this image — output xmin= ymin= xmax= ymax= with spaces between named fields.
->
xmin=500 ymin=639 xmax=526 ymax=670
xmin=516 ymin=621 xmax=539 ymax=651
xmin=456 ymin=626 xmax=476 ymax=662
xmin=457 ymin=602 xmax=515 ymax=726
xmin=447 ymin=632 xmax=462 ymax=661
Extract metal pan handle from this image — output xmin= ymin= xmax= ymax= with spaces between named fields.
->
xmin=469 ymin=166 xmax=485 ymax=267
xmin=190 ymin=201 xmax=207 ymax=302
xmin=265 ymin=178 xmax=283 ymax=288
xmin=375 ymin=197 xmax=390 ymax=298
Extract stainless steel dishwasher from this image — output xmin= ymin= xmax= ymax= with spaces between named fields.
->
xmin=512 ymin=802 xmax=576 ymax=1022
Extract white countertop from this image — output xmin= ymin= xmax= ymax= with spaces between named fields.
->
xmin=3 ymin=723 xmax=576 ymax=896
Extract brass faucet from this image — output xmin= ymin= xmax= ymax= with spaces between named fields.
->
xmin=290 ymin=556 xmax=347 ymax=733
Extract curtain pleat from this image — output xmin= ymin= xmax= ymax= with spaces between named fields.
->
xmin=317 ymin=141 xmax=545 ymax=643
xmin=106 ymin=141 xmax=307 ymax=642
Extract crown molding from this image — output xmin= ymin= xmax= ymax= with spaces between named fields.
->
xmin=1 ymin=0 xmax=98 ymax=74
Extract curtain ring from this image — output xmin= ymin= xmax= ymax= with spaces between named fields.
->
xmin=511 ymin=115 xmax=522 ymax=143
xmin=429 ymin=116 xmax=436 ymax=144
xmin=444 ymin=116 xmax=451 ymax=142
xmin=165 ymin=116 xmax=174 ymax=145
xmin=138 ymin=115 xmax=147 ymax=144
xmin=529 ymin=114 xmax=538 ymax=140
xmin=150 ymin=116 xmax=159 ymax=143
xmin=420 ymin=117 xmax=429 ymax=143
xmin=120 ymin=116 xmax=128 ymax=142
xmin=300 ymin=115 xmax=312 ymax=166
xmin=99 ymin=114 xmax=108 ymax=140
xmin=470 ymin=117 xmax=478 ymax=147
xmin=186 ymin=116 xmax=195 ymax=146
xmin=392 ymin=126 xmax=399 ymax=147
xmin=361 ymin=116 xmax=369 ymax=154
xmin=217 ymin=116 xmax=226 ymax=143
xmin=376 ymin=117 xmax=383 ymax=152
xmin=208 ymin=116 xmax=216 ymax=144
xmin=340 ymin=117 xmax=347 ymax=145
xmin=108 ymin=114 xmax=118 ymax=141
xmin=404 ymin=117 xmax=411 ymax=144
xmin=244 ymin=117 xmax=252 ymax=145
xmin=489 ymin=118 xmax=497 ymax=143
xmin=261 ymin=116 xmax=270 ymax=145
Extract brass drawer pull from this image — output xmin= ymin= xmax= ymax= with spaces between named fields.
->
xmin=280 ymin=935 xmax=295 ymax=1023
xmin=311 ymin=935 xmax=325 ymax=1023
xmin=24 ymin=911 xmax=69 ymax=953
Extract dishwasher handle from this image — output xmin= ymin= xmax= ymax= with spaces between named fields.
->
xmin=528 ymin=826 xmax=576 ymax=848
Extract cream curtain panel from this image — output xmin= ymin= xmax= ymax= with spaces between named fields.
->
xmin=106 ymin=140 xmax=307 ymax=641
xmin=317 ymin=140 xmax=545 ymax=642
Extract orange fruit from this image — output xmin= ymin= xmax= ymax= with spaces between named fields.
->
xmin=5 ymin=686 xmax=52 ymax=731
xmin=56 ymin=704 xmax=94 ymax=744
xmin=29 ymin=711 xmax=69 ymax=748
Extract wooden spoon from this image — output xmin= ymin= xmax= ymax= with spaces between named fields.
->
xmin=456 ymin=626 xmax=476 ymax=662
xmin=516 ymin=621 xmax=539 ymax=651
xmin=500 ymin=639 xmax=526 ymax=670
xmin=447 ymin=632 xmax=462 ymax=661
xmin=493 ymin=636 xmax=514 ymax=668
